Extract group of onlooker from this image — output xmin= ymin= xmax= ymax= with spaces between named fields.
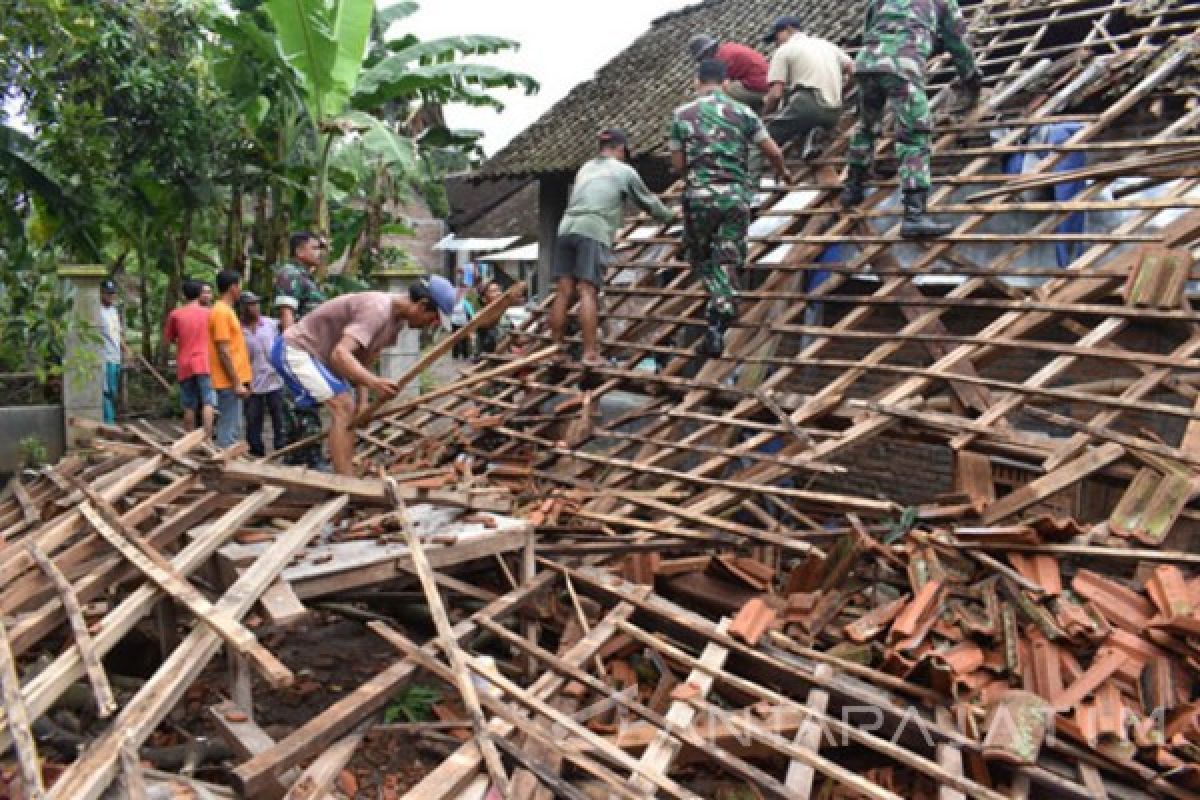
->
xmin=102 ymin=229 xmax=481 ymax=475
xmin=449 ymin=277 xmax=519 ymax=361
xmin=162 ymin=270 xmax=262 ymax=450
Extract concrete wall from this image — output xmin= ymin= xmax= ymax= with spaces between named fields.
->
xmin=0 ymin=405 xmax=65 ymax=474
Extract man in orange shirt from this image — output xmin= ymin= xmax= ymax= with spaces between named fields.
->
xmin=208 ymin=269 xmax=253 ymax=449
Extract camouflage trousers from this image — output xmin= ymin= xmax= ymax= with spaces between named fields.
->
xmin=846 ymin=72 xmax=932 ymax=191
xmin=682 ymin=196 xmax=751 ymax=318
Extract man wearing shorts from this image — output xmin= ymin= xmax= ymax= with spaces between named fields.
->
xmin=163 ymin=279 xmax=215 ymax=436
xmin=549 ymin=128 xmax=675 ymax=367
xmin=270 ymin=277 xmax=455 ymax=475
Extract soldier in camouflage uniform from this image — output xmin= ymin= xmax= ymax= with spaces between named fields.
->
xmin=841 ymin=0 xmax=983 ymax=237
xmin=273 ymin=231 xmax=328 ymax=466
xmin=274 ymin=232 xmax=327 ymax=330
xmin=669 ymin=59 xmax=791 ymax=356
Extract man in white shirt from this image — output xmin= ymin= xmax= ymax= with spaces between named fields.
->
xmin=761 ymin=16 xmax=854 ymax=159
xmin=99 ymin=278 xmax=125 ymax=424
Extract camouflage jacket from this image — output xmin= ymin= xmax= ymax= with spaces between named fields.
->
xmin=856 ymin=0 xmax=977 ymax=84
xmin=669 ymin=90 xmax=768 ymax=205
xmin=273 ymin=262 xmax=326 ymax=319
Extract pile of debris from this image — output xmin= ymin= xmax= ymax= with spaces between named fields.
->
xmin=0 ymin=423 xmax=535 ymax=800
xmin=6 ymin=0 xmax=1200 ymax=797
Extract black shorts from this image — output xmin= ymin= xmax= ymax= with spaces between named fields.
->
xmin=553 ymin=233 xmax=613 ymax=287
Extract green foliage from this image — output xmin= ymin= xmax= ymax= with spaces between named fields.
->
xmin=383 ymin=683 xmax=441 ymax=723
xmin=18 ymin=436 xmax=48 ymax=469
xmin=0 ymin=0 xmax=537 ymax=390
xmin=884 ymin=506 xmax=919 ymax=544
xmin=264 ymin=0 xmax=375 ymax=126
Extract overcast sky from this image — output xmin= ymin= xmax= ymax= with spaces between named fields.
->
xmin=397 ymin=0 xmax=695 ymax=157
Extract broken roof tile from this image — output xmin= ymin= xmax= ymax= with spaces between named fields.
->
xmin=729 ymin=597 xmax=779 ymax=647
xmin=1072 ymin=570 xmax=1155 ymax=634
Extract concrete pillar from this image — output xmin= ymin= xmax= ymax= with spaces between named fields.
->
xmin=374 ymin=262 xmax=427 ymax=397
xmin=536 ymin=175 xmax=570 ymax=301
xmin=58 ymin=263 xmax=107 ymax=448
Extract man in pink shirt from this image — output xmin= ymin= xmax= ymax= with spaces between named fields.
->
xmin=270 ymin=278 xmax=456 ymax=475
xmin=163 ymin=279 xmax=215 ymax=436
xmin=688 ymin=34 xmax=769 ymax=111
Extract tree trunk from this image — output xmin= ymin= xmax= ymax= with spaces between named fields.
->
xmin=136 ymin=236 xmax=153 ymax=364
xmin=313 ymin=131 xmax=335 ymax=280
xmin=226 ymin=176 xmax=245 ymax=272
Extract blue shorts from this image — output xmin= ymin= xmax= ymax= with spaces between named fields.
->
xmin=270 ymin=338 xmax=350 ymax=410
xmin=179 ymin=374 xmax=216 ymax=411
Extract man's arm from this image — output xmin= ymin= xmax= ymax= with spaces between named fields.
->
xmin=163 ymin=315 xmax=177 ymax=349
xmin=626 ymin=169 xmax=674 ymax=223
xmin=670 ymin=150 xmax=686 ymax=176
xmin=838 ymin=49 xmax=855 ymax=85
xmin=215 ymin=341 xmax=248 ymax=398
xmin=668 ymin=115 xmax=687 ymax=178
xmin=763 ymin=82 xmax=786 ymax=114
xmin=329 ymin=334 xmax=397 ymax=400
xmin=763 ymin=50 xmax=789 ymax=114
xmin=759 ymin=136 xmax=792 ymax=184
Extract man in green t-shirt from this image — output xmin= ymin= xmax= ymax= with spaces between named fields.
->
xmin=550 ymin=128 xmax=675 ymax=368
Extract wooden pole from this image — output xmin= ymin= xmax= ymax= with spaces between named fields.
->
xmin=0 ymin=616 xmax=46 ymax=800
xmin=382 ymin=476 xmax=510 ymax=797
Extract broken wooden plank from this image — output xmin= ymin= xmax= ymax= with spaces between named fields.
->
xmin=786 ymin=663 xmax=834 ymax=797
xmin=283 ymin=722 xmax=368 ymax=800
xmin=77 ymin=499 xmax=294 ymax=689
xmin=45 ymin=496 xmax=347 ymax=800
xmin=382 ymin=477 xmax=510 ymax=795
xmin=26 ymin=539 xmax=117 ymax=717
xmin=980 ymin=443 xmax=1125 ymax=524
xmin=0 ymin=616 xmax=46 ymax=800
xmin=630 ymin=619 xmax=731 ymax=793
xmin=258 ymin=580 xmax=309 ymax=627
xmin=119 ymin=733 xmax=148 ymax=800
xmin=206 ymin=701 xmax=302 ymax=798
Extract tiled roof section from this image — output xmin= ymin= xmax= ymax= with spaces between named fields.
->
xmin=445 ymin=175 xmax=528 ymax=230
xmin=481 ymin=0 xmax=865 ymax=178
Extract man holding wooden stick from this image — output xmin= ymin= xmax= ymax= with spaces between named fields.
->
xmin=269 ymin=278 xmax=455 ymax=476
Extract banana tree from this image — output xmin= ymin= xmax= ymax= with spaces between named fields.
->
xmin=261 ymin=0 xmax=537 ymax=275
xmin=264 ymin=0 xmax=376 ymax=250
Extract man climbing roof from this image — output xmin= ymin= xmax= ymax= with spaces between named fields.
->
xmin=841 ymin=0 xmax=984 ymax=238
xmin=687 ymin=33 xmax=770 ymax=111
xmin=670 ymin=58 xmax=791 ymax=357
xmin=760 ymin=15 xmax=854 ymax=161
xmin=550 ymin=128 xmax=675 ymax=368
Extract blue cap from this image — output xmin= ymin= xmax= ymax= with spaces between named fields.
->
xmin=763 ymin=15 xmax=802 ymax=43
xmin=426 ymin=275 xmax=456 ymax=332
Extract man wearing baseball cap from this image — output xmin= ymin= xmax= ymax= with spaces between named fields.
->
xmin=761 ymin=16 xmax=853 ymax=160
xmin=551 ymin=127 xmax=674 ymax=368
xmin=269 ymin=277 xmax=454 ymax=475
xmin=687 ymin=33 xmax=770 ymax=111
xmin=99 ymin=278 xmax=126 ymax=424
